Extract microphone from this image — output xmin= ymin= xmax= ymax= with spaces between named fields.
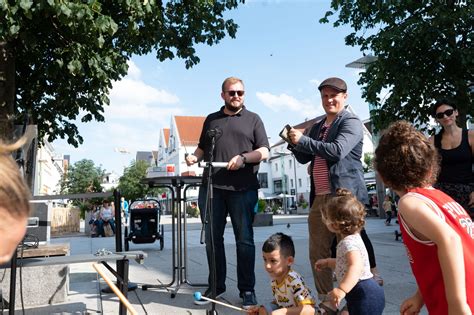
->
xmin=206 ymin=127 xmax=222 ymax=139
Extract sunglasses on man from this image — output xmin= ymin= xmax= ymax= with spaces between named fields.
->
xmin=226 ymin=90 xmax=245 ymax=97
xmin=435 ymin=108 xmax=454 ymax=119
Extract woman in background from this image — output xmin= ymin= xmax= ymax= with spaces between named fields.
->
xmin=429 ymin=99 xmax=474 ymax=217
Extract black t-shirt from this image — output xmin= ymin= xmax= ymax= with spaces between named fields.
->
xmin=198 ymin=105 xmax=269 ymax=191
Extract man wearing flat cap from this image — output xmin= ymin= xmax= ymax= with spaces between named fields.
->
xmin=287 ymin=77 xmax=381 ymax=311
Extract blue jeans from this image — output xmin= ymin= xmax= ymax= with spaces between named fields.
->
xmin=198 ymin=186 xmax=257 ymax=293
xmin=97 ymin=219 xmax=116 ymax=236
xmin=345 ymin=278 xmax=385 ymax=315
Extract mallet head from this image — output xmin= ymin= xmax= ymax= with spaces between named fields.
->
xmin=194 ymin=291 xmax=202 ymax=301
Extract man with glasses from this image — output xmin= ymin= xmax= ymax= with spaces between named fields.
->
xmin=287 ymin=77 xmax=382 ymax=313
xmin=186 ymin=77 xmax=269 ymax=309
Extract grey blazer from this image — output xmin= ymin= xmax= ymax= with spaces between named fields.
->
xmin=290 ymin=109 xmax=369 ymax=206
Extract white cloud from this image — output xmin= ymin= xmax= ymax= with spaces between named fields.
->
xmin=256 ymin=92 xmax=322 ymax=118
xmin=110 ymin=78 xmax=179 ymax=107
xmin=127 ymin=60 xmax=141 ymax=80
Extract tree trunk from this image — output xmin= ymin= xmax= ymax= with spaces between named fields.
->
xmin=0 ymin=41 xmax=15 ymax=140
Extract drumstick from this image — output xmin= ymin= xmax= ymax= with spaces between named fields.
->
xmin=92 ymin=263 xmax=138 ymax=315
xmin=193 ymin=292 xmax=247 ymax=312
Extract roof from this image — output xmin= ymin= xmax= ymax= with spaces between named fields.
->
xmin=174 ymin=116 xmax=206 ymax=146
xmin=163 ymin=128 xmax=170 ymax=146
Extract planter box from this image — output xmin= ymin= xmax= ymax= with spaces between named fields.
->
xmin=253 ymin=213 xmax=273 ymax=227
xmin=297 ymin=207 xmax=310 ymax=215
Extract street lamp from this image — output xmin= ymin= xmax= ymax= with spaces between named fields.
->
xmin=114 ymin=147 xmax=131 ymax=174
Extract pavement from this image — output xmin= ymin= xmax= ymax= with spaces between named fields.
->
xmin=3 ymin=215 xmax=428 ymax=315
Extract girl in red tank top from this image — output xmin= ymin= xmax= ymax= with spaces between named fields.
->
xmin=374 ymin=121 xmax=473 ymax=315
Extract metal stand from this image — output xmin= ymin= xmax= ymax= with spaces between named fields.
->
xmin=198 ymin=131 xmax=221 ymax=314
xmin=102 ymin=190 xmax=137 ymax=296
xmin=141 ymin=176 xmax=205 ymax=297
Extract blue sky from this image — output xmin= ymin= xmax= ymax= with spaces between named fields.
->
xmin=54 ymin=1 xmax=369 ymax=175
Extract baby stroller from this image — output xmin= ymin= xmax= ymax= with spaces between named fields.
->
xmin=124 ymin=198 xmax=164 ymax=251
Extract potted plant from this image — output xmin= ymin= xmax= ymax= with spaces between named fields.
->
xmin=253 ymin=199 xmax=273 ymax=227
xmin=297 ymin=194 xmax=309 ymax=214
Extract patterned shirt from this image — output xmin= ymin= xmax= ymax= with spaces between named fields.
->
xmin=335 ymin=234 xmax=373 ymax=283
xmin=270 ymin=269 xmax=316 ymax=308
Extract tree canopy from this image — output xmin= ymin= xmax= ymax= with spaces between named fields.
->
xmin=321 ymin=0 xmax=473 ymax=131
xmin=118 ymin=159 xmax=159 ymax=201
xmin=0 ymin=0 xmax=243 ymax=144
xmin=60 ymin=158 xmax=104 ymax=195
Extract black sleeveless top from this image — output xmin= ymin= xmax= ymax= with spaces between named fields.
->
xmin=434 ymin=129 xmax=473 ymax=184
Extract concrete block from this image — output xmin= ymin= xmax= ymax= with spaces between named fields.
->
xmin=253 ymin=213 xmax=273 ymax=227
xmin=0 ymin=244 xmax=69 ymax=308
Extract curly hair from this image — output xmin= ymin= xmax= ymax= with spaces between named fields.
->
xmin=323 ymin=188 xmax=366 ymax=235
xmin=374 ymin=121 xmax=439 ymax=192
xmin=0 ymin=137 xmax=31 ymax=218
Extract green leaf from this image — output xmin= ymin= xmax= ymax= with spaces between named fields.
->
xmin=19 ymin=0 xmax=33 ymax=11
xmin=60 ymin=3 xmax=72 ymax=17
xmin=9 ymin=24 xmax=20 ymax=35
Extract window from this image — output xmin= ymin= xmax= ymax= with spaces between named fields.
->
xmin=275 ymin=163 xmax=278 ymax=172
xmin=274 ymin=180 xmax=283 ymax=194
xmin=289 ymin=159 xmax=292 ymax=169
xmin=258 ymin=173 xmax=268 ymax=188
xmin=290 ymin=179 xmax=294 ymax=188
xmin=298 ymin=178 xmax=302 ymax=187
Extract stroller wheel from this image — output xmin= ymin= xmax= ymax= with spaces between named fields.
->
xmin=159 ymin=236 xmax=164 ymax=250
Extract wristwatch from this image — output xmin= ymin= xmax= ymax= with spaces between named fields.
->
xmin=239 ymin=154 xmax=247 ymax=165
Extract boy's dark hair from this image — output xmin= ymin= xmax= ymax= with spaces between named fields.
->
xmin=431 ymin=98 xmax=457 ymax=118
xmin=374 ymin=120 xmax=439 ymax=191
xmin=262 ymin=233 xmax=295 ymax=258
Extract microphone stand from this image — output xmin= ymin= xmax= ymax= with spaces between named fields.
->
xmin=200 ymin=134 xmax=218 ymax=315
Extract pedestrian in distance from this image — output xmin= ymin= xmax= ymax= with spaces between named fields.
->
xmin=186 ymin=76 xmax=269 ymax=309
xmin=315 ymin=188 xmax=385 ymax=315
xmin=247 ymin=232 xmax=317 ymax=315
xmin=383 ymin=195 xmax=393 ymax=226
xmin=375 ymin=120 xmax=473 ymax=315
xmin=286 ymin=77 xmax=383 ymax=312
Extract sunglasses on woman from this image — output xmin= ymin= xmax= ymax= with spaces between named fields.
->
xmin=226 ymin=90 xmax=245 ymax=97
xmin=435 ymin=108 xmax=454 ymax=119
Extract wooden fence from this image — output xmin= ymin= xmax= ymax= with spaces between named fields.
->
xmin=51 ymin=207 xmax=80 ymax=235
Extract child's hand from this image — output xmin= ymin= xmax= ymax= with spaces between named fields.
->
xmin=400 ymin=292 xmax=424 ymax=315
xmin=328 ymin=288 xmax=345 ymax=308
xmin=314 ymin=258 xmax=327 ymax=271
xmin=245 ymin=305 xmax=261 ymax=315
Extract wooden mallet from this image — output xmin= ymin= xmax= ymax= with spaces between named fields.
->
xmin=193 ymin=291 xmax=248 ymax=312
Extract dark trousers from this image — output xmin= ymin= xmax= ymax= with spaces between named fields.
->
xmin=346 ymin=278 xmax=385 ymax=315
xmin=385 ymin=211 xmax=392 ymax=224
xmin=198 ymin=186 xmax=257 ymax=293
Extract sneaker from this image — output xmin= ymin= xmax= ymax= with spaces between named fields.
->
xmin=241 ymin=291 xmax=258 ymax=309
xmin=194 ymin=288 xmax=225 ymax=305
